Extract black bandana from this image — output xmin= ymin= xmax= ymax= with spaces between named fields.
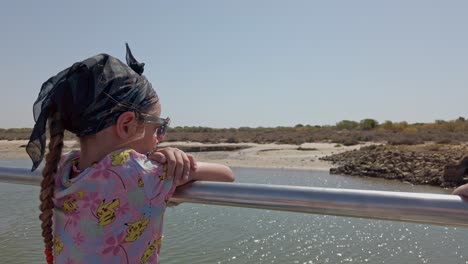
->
xmin=27 ymin=44 xmax=158 ymax=171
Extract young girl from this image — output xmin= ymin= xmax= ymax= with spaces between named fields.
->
xmin=26 ymin=44 xmax=234 ymax=264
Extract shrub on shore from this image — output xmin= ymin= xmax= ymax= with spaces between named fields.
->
xmin=3 ymin=117 xmax=468 ymax=145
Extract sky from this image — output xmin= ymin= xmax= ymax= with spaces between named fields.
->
xmin=1 ymin=1 xmax=467 ymax=129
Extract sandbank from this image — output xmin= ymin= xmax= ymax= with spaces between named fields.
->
xmin=0 ymin=140 xmax=373 ymax=171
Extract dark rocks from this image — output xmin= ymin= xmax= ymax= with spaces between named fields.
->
xmin=443 ymin=155 xmax=468 ymax=184
xmin=170 ymin=145 xmax=251 ymax=153
xmin=444 ymin=164 xmax=465 ymax=183
xmin=321 ymin=144 xmax=468 ymax=188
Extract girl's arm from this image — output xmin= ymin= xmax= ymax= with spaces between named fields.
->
xmin=147 ymin=149 xmax=234 ymax=185
xmin=177 ymin=162 xmax=234 ymax=186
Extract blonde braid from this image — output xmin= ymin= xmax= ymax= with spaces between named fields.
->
xmin=39 ymin=111 xmax=64 ymax=264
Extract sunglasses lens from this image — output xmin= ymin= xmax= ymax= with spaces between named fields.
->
xmin=156 ymin=127 xmax=165 ymax=141
xmin=155 ymin=118 xmax=169 ymax=141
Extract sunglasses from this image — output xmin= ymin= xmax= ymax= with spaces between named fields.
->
xmin=139 ymin=114 xmax=171 ymax=141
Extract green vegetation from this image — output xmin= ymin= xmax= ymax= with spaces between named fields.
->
xmin=2 ymin=117 xmax=468 ymax=146
xmin=336 ymin=120 xmax=359 ymax=130
xmin=359 ymin=119 xmax=379 ymax=130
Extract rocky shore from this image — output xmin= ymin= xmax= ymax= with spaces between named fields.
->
xmin=321 ymin=143 xmax=468 ymax=188
xmin=2 ymin=140 xmax=467 ymax=188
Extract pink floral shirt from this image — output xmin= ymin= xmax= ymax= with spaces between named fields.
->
xmin=52 ymin=149 xmax=176 ymax=264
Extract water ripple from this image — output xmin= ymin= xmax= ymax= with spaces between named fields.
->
xmin=0 ymin=166 xmax=467 ymax=263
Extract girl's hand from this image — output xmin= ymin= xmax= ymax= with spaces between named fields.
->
xmin=453 ymin=183 xmax=468 ymax=198
xmin=148 ymin=147 xmax=198 ymax=185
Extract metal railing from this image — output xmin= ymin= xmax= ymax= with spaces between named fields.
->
xmin=1 ymin=166 xmax=468 ymax=227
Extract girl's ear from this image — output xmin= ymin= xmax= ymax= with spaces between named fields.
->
xmin=115 ymin=112 xmax=139 ymax=139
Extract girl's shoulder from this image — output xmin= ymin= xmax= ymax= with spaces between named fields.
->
xmin=106 ymin=149 xmax=162 ymax=172
xmin=58 ymin=149 xmax=161 ymax=174
xmin=54 ymin=149 xmax=166 ymax=190
xmin=59 ymin=150 xmax=80 ymax=166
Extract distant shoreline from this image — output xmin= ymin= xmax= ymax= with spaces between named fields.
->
xmin=1 ymin=140 xmax=464 ymax=189
xmin=0 ymin=140 xmax=367 ymax=171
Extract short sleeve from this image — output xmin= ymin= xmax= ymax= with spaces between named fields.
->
xmin=129 ymin=151 xmax=177 ymax=203
xmin=161 ymin=166 xmax=177 ymax=202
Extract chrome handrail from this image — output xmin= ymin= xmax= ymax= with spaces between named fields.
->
xmin=1 ymin=166 xmax=467 ymax=227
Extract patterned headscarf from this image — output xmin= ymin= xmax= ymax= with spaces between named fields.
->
xmin=27 ymin=44 xmax=158 ymax=171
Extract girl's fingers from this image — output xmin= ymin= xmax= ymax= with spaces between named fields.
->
xmin=181 ymin=152 xmax=191 ymax=183
xmin=162 ymin=148 xmax=177 ymax=180
xmin=187 ymin=154 xmax=198 ymax=171
xmin=173 ymin=150 xmax=186 ymax=185
xmin=149 ymin=152 xmax=167 ymax=164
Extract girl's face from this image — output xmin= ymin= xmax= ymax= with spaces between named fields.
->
xmin=129 ymin=101 xmax=163 ymax=154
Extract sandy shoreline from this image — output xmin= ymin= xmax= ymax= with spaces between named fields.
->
xmin=0 ymin=140 xmax=373 ymax=171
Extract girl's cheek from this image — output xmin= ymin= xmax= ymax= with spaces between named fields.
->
xmin=152 ymin=135 xmax=159 ymax=146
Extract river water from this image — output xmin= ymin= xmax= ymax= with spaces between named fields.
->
xmin=0 ymin=160 xmax=467 ymax=264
